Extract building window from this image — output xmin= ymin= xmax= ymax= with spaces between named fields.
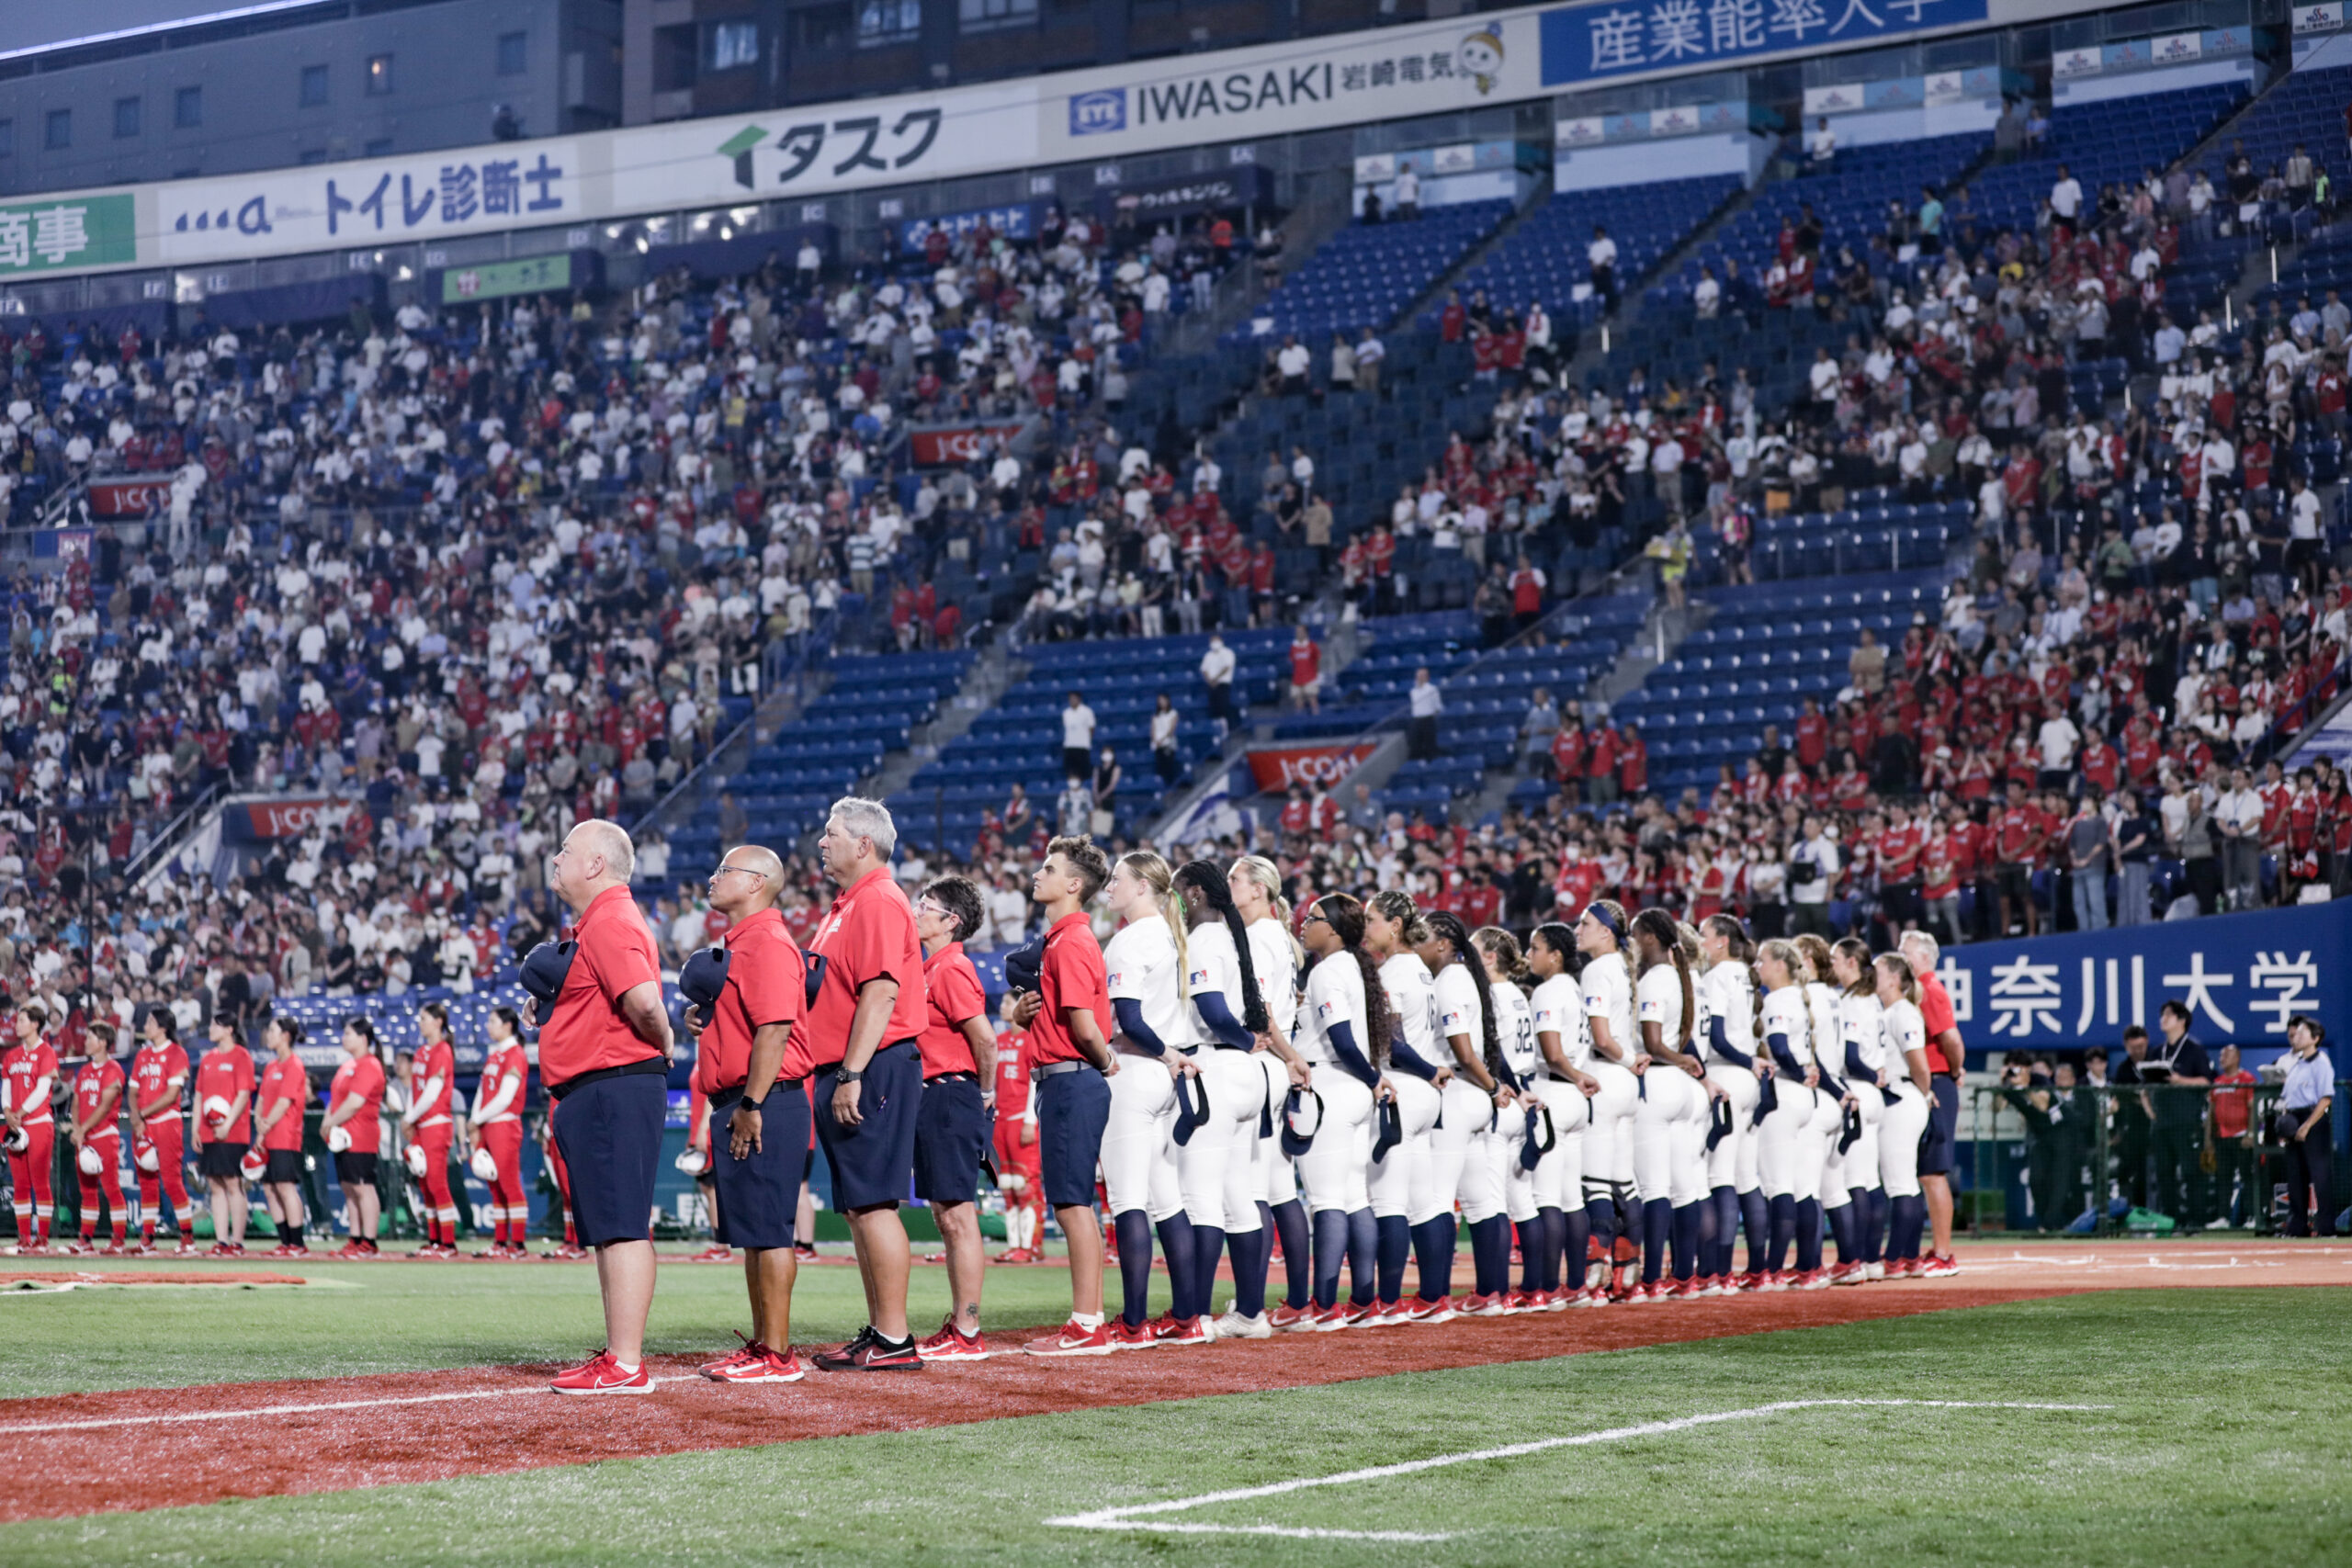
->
xmin=44 ymin=108 xmax=69 ymax=150
xmin=959 ymin=0 xmax=1037 ymax=28
xmin=856 ymin=0 xmax=921 ymax=46
xmin=367 ymin=53 xmax=393 ymax=95
xmin=114 ymin=97 xmax=141 ymax=139
xmin=300 ymin=64 xmax=329 ymax=107
xmin=708 ymin=18 xmax=760 ymax=69
xmin=365 ymin=137 xmax=393 ymax=156
xmin=793 ymin=5 xmax=852 ymax=54
xmin=653 ymin=23 xmax=697 ymax=88
xmin=300 ymin=148 xmax=327 ymax=164
xmin=497 ymin=30 xmax=527 ymax=74
xmin=175 ymin=85 xmax=202 ymax=128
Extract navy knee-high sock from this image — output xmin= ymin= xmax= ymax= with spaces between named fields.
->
xmin=1585 ymin=1191 xmax=1618 ymax=1271
xmin=1515 ymin=1219 xmax=1541 ymax=1292
xmin=1861 ymin=1188 xmax=1887 ymax=1263
xmin=1794 ymin=1197 xmax=1824 ymax=1272
xmin=1156 ymin=1213 xmax=1198 ymax=1322
xmin=1311 ymin=1208 xmax=1350 ymax=1310
xmin=1467 ymin=1214 xmax=1511 ymax=1299
xmin=1640 ymin=1196 xmax=1671 ymax=1285
xmin=1411 ymin=1213 xmax=1456 ymax=1302
xmin=1115 ymin=1210 xmax=1155 ymax=1326
xmin=1739 ymin=1188 xmax=1771 ymax=1277
xmin=1346 ymin=1209 xmax=1378 ymax=1306
xmin=1766 ymin=1193 xmax=1797 ymax=1274
xmin=1228 ymin=1226 xmax=1269 ymax=1318
xmin=1375 ymin=1214 xmax=1411 ymax=1304
xmin=1826 ymin=1200 xmax=1856 ymax=1264
xmin=1534 ymin=1207 xmax=1564 ymax=1292
xmin=1891 ymin=1193 xmax=1928 ymax=1259
xmin=1709 ymin=1187 xmax=1739 ymax=1278
xmin=1272 ymin=1200 xmax=1311 ymax=1309
xmin=1190 ymin=1224 xmax=1226 ymax=1320
xmin=1671 ymin=1201 xmax=1704 ymax=1282
xmin=1562 ymin=1203 xmax=1590 ymax=1292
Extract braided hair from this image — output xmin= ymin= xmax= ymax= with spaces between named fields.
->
xmin=1310 ymin=894 xmax=1393 ymax=1069
xmin=1174 ymin=859 xmax=1269 ymax=1034
xmin=1631 ymin=906 xmax=1694 ymax=1053
xmin=1473 ymin=925 xmax=1529 ymax=987
xmin=1424 ymin=909 xmax=1504 ymax=1083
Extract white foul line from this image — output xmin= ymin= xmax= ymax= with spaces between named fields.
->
xmin=1045 ymin=1399 xmax=2112 ymax=1542
xmin=0 ymin=1375 xmax=707 ymax=1435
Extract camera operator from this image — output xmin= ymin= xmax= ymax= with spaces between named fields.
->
xmin=2000 ymin=1056 xmax=2090 ymax=1232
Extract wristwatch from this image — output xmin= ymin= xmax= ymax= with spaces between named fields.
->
xmin=835 ymin=1068 xmax=864 ymax=1085
xmin=740 ymin=1094 xmax=765 ymax=1114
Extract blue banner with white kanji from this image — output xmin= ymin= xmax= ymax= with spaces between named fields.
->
xmin=1935 ymin=902 xmax=2351 ymax=1062
xmin=1540 ymin=0 xmax=1991 ymax=87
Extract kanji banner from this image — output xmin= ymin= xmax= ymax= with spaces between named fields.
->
xmin=0 ymin=193 xmax=135 ymax=279
xmin=1540 ymin=0 xmax=1991 ymax=88
xmin=1934 ymin=902 xmax=2348 ymax=1055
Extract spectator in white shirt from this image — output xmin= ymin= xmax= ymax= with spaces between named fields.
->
xmin=2214 ymin=767 xmax=2267 ymax=910
xmin=2050 ymin=164 xmax=2083 ymax=222
xmin=1060 ymin=693 xmax=1097 ymax=782
xmin=1407 ymin=667 xmax=1444 ymax=760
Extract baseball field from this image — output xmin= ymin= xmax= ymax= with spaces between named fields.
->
xmin=1 ymin=1241 xmax=2345 ymax=1567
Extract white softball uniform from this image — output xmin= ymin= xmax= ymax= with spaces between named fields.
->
xmin=1102 ymin=914 xmax=1185 ymax=1222
xmin=1632 ymin=964 xmax=1710 ymax=1207
xmin=1700 ymin=962 xmax=1761 ymax=1193
xmin=1370 ymin=951 xmax=1446 ymax=1226
xmin=1756 ymin=984 xmax=1824 ymax=1202
xmin=1430 ymin=961 xmax=1493 ymax=1217
xmin=1581 ymin=953 xmax=1639 ymax=1191
xmin=1177 ymin=920 xmax=1263 ymax=1234
xmin=1837 ymin=990 xmax=1888 ymax=1195
xmin=1878 ymin=998 xmax=1930 ymax=1201
xmin=1466 ymin=977 xmax=1538 ymax=1225
xmin=1247 ymin=917 xmax=1301 ymax=1208
xmin=1805 ymin=982 xmax=1852 ymax=1207
xmin=1292 ymin=950 xmax=1375 ymax=1215
xmin=1525 ymin=972 xmax=1589 ymax=1212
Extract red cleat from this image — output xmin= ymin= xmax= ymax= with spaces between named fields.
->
xmin=692 ymin=1246 xmax=734 ymax=1263
xmin=1023 ymin=1319 xmax=1114 ymax=1357
xmin=915 ymin=1319 xmax=992 ymax=1362
xmin=1920 ymin=1252 xmax=1960 ymax=1278
xmin=550 ymin=1350 xmax=654 ymax=1395
xmin=1407 ymin=1295 xmax=1459 ymax=1325
xmin=1107 ymin=1317 xmax=1159 ymax=1350
xmin=1155 ymin=1314 xmax=1213 ymax=1347
xmin=1266 ymin=1303 xmax=1317 ymax=1332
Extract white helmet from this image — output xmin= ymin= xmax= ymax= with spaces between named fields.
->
xmin=77 ymin=1144 xmax=103 ymax=1176
xmin=402 ymin=1143 xmax=429 ymax=1179
xmin=325 ymin=1124 xmax=353 ymax=1154
xmin=3 ymin=1126 xmax=26 ymax=1155
xmin=469 ymin=1146 xmax=499 ymax=1183
xmin=673 ymin=1147 xmax=709 ymax=1177
xmin=201 ymin=1094 xmax=233 ymax=1132
xmin=238 ymin=1146 xmax=268 ymax=1183
xmin=133 ymin=1136 xmax=160 ymax=1173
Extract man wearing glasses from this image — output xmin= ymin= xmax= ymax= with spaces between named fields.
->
xmin=682 ymin=844 xmax=811 ymax=1382
xmin=910 ymin=875 xmax=1000 ymax=1360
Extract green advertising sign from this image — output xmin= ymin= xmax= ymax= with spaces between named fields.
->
xmin=440 ymin=252 xmax=572 ymax=303
xmin=0 ymin=193 xmax=137 ymax=277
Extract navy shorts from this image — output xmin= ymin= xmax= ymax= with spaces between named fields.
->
xmin=913 ymin=1075 xmax=989 ymax=1205
xmin=1919 ymin=1076 xmax=1960 ymax=1177
xmin=334 ymin=1151 xmax=379 ymax=1190
xmin=711 ymin=1084 xmax=811 ymax=1251
xmin=551 ymin=1070 xmax=667 ymax=1248
xmin=199 ymin=1141 xmax=249 ymax=1179
xmin=814 ymin=1040 xmax=922 ymax=1212
xmin=1035 ymin=1066 xmax=1111 ymax=1212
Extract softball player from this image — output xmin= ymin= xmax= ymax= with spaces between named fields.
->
xmin=1227 ymin=856 xmax=1310 ymax=1336
xmin=1473 ymin=929 xmax=1553 ymax=1311
xmin=1875 ymin=953 xmax=1935 ymax=1275
xmin=1419 ymin=910 xmax=1510 ymax=1314
xmin=1167 ymin=860 xmax=1270 ymax=1344
xmin=1099 ymin=851 xmax=1198 ymax=1349
xmin=1752 ymin=940 xmax=1816 ymax=1290
xmin=470 ymin=1006 xmax=531 ymax=1258
xmin=1829 ymin=938 xmax=1889 ymax=1282
xmin=1525 ymin=923 xmax=1599 ymax=1305
xmin=1782 ymin=934 xmax=1848 ymax=1290
xmin=1697 ymin=915 xmax=1765 ymax=1294
xmin=1292 ymin=893 xmax=1388 ymax=1328
xmin=1363 ymin=892 xmax=1451 ymax=1325
xmin=67 ymin=1025 xmax=128 ymax=1254
xmin=1574 ymin=900 xmax=1641 ymax=1299
xmin=1627 ymin=908 xmax=1712 ymax=1300
xmin=127 ymin=1010 xmax=190 ymax=1255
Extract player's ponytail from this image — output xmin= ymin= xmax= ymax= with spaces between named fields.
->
xmin=1231 ymin=854 xmax=1304 ymax=971
xmin=1312 ymin=894 xmax=1392 ymax=1068
xmin=1473 ymin=925 xmax=1530 ymax=987
xmin=1426 ymin=909 xmax=1503 ymax=1083
xmin=1176 ymin=859 xmax=1268 ymax=1035
xmin=1118 ymin=850 xmax=1187 ymax=998
xmin=1633 ymin=907 xmax=1693 ymax=1053
xmin=1834 ymin=937 xmax=1875 ymax=998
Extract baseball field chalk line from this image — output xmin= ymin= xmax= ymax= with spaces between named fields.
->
xmin=0 ymin=1375 xmax=708 ymax=1436
xmin=1045 ymin=1399 xmax=2113 ymax=1542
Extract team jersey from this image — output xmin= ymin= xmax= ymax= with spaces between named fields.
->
xmin=473 ymin=1043 xmax=527 ymax=1126
xmin=1293 ymin=950 xmax=1368 ymax=1067
xmin=74 ymin=1058 xmax=125 ymax=1139
xmin=1699 ymin=964 xmax=1755 ymax=1067
xmin=1804 ymin=983 xmax=1842 ymax=1072
xmin=258 ymin=1055 xmax=312 ymax=1151
xmin=1880 ymin=998 xmax=1928 ymax=1071
xmin=1182 ymin=920 xmax=1246 ymax=1049
xmin=1581 ymin=954 xmax=1636 ymax=1062
xmin=4 ymin=1040 xmax=59 ymax=1126
xmin=1760 ymin=986 xmax=1813 ymax=1081
xmin=130 ymin=1041 xmax=189 ymax=1123
xmin=1529 ymin=973 xmax=1588 ymax=1071
xmin=194 ymin=1046 xmax=256 ymax=1143
xmin=992 ymin=1029 xmax=1034 ymax=1122
xmin=1104 ymin=914 xmax=1188 ymax=1055
xmin=1635 ymin=964 xmax=1687 ymax=1055
xmin=1246 ymin=919 xmax=1301 ymax=1041
xmin=1378 ymin=952 xmax=1437 ymax=1071
xmin=1431 ymin=962 xmax=1485 ymax=1066
xmin=410 ymin=1038 xmax=456 ymax=1131
xmin=1839 ymin=993 xmax=1887 ymax=1085
xmin=328 ymin=1053 xmax=389 ymax=1154
xmin=1489 ymin=978 xmax=1539 ymax=1084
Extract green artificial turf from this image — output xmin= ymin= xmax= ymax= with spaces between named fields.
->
xmin=3 ymin=1290 xmax=2346 ymax=1567
xmin=0 ymin=1250 xmax=1108 ymax=1397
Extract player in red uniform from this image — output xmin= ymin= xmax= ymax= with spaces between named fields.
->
xmin=254 ymin=1016 xmax=314 ymax=1257
xmin=404 ymin=1003 xmax=462 ymax=1256
xmin=322 ymin=1018 xmax=388 ymax=1257
xmin=991 ymin=1014 xmax=1042 ymax=1262
xmin=468 ymin=1006 xmax=532 ymax=1257
xmin=129 ymin=1010 xmax=193 ymax=1254
xmin=195 ymin=1018 xmax=257 ymax=1255
xmin=4 ymin=1005 xmax=60 ymax=1252
xmin=66 ymin=1024 xmax=129 ymax=1253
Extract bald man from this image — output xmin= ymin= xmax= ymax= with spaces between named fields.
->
xmin=683 ymin=845 xmax=813 ymax=1382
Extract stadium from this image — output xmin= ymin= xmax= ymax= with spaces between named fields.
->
xmin=0 ymin=0 xmax=2346 ymax=1560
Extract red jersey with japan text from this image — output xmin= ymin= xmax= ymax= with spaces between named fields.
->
xmin=3 ymin=1040 xmax=58 ymax=1126
xmin=130 ymin=1040 xmax=188 ymax=1124
xmin=74 ymin=1058 xmax=125 ymax=1140
xmin=411 ymin=1037 xmax=456 ymax=1134
xmin=992 ymin=1029 xmax=1034 ymax=1122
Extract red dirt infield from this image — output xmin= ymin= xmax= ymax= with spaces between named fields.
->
xmin=0 ymin=1242 xmax=2341 ymax=1525
xmin=1 ymin=1271 xmax=311 ymax=1290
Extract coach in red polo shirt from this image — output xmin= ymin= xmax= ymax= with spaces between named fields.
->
xmin=800 ymin=797 xmax=932 ymax=1372
xmin=910 ymin=874 xmax=1000 ymax=1361
xmin=1900 ymin=930 xmax=1964 ymax=1279
xmin=539 ymin=819 xmax=674 ymax=1396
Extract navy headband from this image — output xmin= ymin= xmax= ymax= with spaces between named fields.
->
xmin=1584 ymin=903 xmax=1623 ymax=941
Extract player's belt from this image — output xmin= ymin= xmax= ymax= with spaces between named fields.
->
xmin=1034 ymin=1061 xmax=1097 ymax=1079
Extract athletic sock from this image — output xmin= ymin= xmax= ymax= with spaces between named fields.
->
xmin=1345 ymin=1208 xmax=1377 ymax=1306
xmin=1826 ymin=1200 xmax=1856 ymax=1264
xmin=1310 ymin=1208 xmax=1350 ymax=1310
xmin=1532 ymin=1208 xmax=1561 ymax=1293
xmin=1114 ymin=1211 xmax=1155 ymax=1325
xmin=1639 ymin=1197 xmax=1671 ymax=1286
xmin=1795 ymin=1198 xmax=1825 ymax=1273
xmin=1410 ymin=1213 xmax=1454 ymax=1302
xmin=1707 ymin=1187 xmax=1736 ymax=1278
xmin=1227 ymin=1226 xmax=1269 ymax=1318
xmin=1862 ymin=1188 xmax=1888 ymax=1263
xmin=1189 ymin=1225 xmax=1225 ymax=1320
xmin=1271 ymin=1199 xmax=1311 ymax=1310
xmin=1562 ymin=1204 xmax=1590 ymax=1292
xmin=1467 ymin=1214 xmax=1511 ymax=1298
xmin=1767 ymin=1193 xmax=1796 ymax=1274
xmin=1374 ymin=1214 xmax=1411 ymax=1303
xmin=1739 ymin=1188 xmax=1770 ymax=1275
xmin=1514 ymin=1219 xmax=1541 ymax=1293
xmin=1891 ymin=1193 xmax=1928 ymax=1259
xmin=1584 ymin=1191 xmax=1618 ymax=1264
xmin=1155 ymin=1213 xmax=1199 ymax=1322
xmin=1670 ymin=1201 xmax=1703 ymax=1282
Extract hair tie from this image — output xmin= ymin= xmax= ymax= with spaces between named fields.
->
xmin=1169 ymin=888 xmax=1185 ymax=924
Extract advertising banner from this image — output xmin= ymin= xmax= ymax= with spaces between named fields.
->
xmin=229 ymin=798 xmax=337 ymax=840
xmin=439 ymin=252 xmax=574 ymax=304
xmin=1247 ymin=741 xmax=1379 ymax=791
xmin=1540 ymin=0 xmax=1991 ymax=89
xmin=87 ymin=478 xmax=174 ymax=518
xmin=908 ymin=421 xmax=1027 ymax=465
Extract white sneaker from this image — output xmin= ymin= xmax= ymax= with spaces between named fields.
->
xmin=1865 ymin=1261 xmax=1885 ymax=1281
xmin=1212 ymin=1308 xmax=1272 ymax=1339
